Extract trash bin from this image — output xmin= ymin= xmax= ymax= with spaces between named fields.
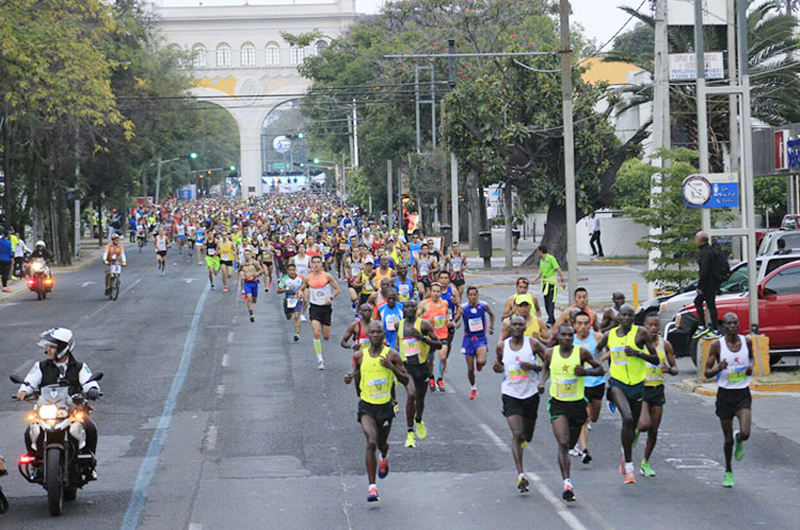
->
xmin=440 ymin=224 xmax=452 ymax=248
xmin=478 ymin=231 xmax=493 ymax=258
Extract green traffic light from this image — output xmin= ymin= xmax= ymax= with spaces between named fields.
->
xmin=297 ymin=132 xmax=305 ymax=139
xmin=313 ymin=158 xmax=320 ymax=164
xmin=230 ymin=165 xmax=236 ymax=171
xmin=190 ymin=152 xmax=198 ymax=160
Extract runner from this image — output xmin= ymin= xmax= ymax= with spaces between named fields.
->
xmin=153 ymin=227 xmax=169 ymax=277
xmin=531 ymin=244 xmax=566 ymax=326
xmin=341 ymin=303 xmax=373 ymax=352
xmin=446 ymin=241 xmax=468 ymax=297
xmin=414 ymin=243 xmax=437 ymax=299
xmin=543 ymin=324 xmax=605 ymax=501
xmin=344 ymin=321 xmax=409 ymax=502
xmin=218 ymin=232 xmax=236 ymax=293
xmin=570 ymin=310 xmax=605 ymax=465
xmin=459 ymin=286 xmax=495 ymax=399
xmin=195 ymin=223 xmax=206 ymax=266
xmin=492 ymin=315 xmax=547 ymax=493
xmin=377 ymin=288 xmax=404 ymax=350
xmin=135 ymin=219 xmax=148 ymax=253
xmin=500 ymin=294 xmax=550 ymax=342
xmin=359 ymin=260 xmax=376 ymax=306
xmin=397 ymin=300 xmax=441 ymax=447
xmin=302 ymin=255 xmax=341 ymax=370
xmin=204 ymin=231 xmax=220 ymax=289
xmin=394 ymin=263 xmax=416 ymax=303
xmin=175 ymin=219 xmax=186 ymax=255
xmin=258 ymin=234 xmax=274 ymax=291
xmin=596 ymin=304 xmax=661 ymax=484
xmin=437 ymin=270 xmax=463 ymax=388
xmin=417 ymin=282 xmax=450 ymax=392
xmin=345 ymin=244 xmax=364 ymax=311
xmin=552 ymin=287 xmax=600 ymax=332
xmin=277 ymin=263 xmax=305 ymax=341
xmin=501 ymin=277 xmax=541 ymax=320
xmin=600 ymin=291 xmax=626 ymax=332
xmin=704 ymin=312 xmax=753 ymax=488
xmin=237 ymin=249 xmax=263 ymax=322
xmin=186 ymin=221 xmax=196 ymax=257
xmin=638 ymin=312 xmax=678 ymax=477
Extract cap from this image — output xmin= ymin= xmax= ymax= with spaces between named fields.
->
xmin=514 ymin=293 xmax=534 ymax=306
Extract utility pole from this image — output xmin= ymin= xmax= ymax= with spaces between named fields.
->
xmin=504 ymin=185 xmax=513 ymax=268
xmin=155 ymin=159 xmax=163 ymax=205
xmin=695 ymin=0 xmax=711 ymax=232
xmin=387 ymin=159 xmax=393 ymax=220
xmin=352 ymin=100 xmax=359 ymax=168
xmin=560 ymin=0 xmax=578 ymax=295
xmin=450 ymin=152 xmax=459 ymax=244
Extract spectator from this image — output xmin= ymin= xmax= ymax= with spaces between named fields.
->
xmin=0 ymin=229 xmax=13 ymax=292
xmin=12 ymin=229 xmax=30 ymax=279
xmin=693 ymin=230 xmax=721 ymax=338
xmin=589 ymin=211 xmax=603 ymax=257
xmin=531 ymin=244 xmax=566 ymax=326
xmin=774 ymin=237 xmax=792 ymax=255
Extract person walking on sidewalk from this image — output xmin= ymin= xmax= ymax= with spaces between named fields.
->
xmin=532 ymin=244 xmax=565 ymax=327
xmin=693 ymin=231 xmax=726 ymax=339
xmin=589 ymin=212 xmax=603 ymax=257
xmin=0 ymin=229 xmax=13 ymax=292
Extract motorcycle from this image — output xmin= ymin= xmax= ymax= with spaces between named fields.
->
xmin=10 ymin=372 xmax=103 ymax=516
xmin=13 ymin=250 xmax=31 ymax=278
xmin=26 ymin=258 xmax=53 ymax=300
xmin=106 ymin=260 xmax=122 ymax=300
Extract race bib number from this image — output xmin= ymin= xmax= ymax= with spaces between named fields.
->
xmin=385 ymin=315 xmax=399 ymax=331
xmin=110 ymin=264 xmax=122 ymax=274
xmin=433 ymin=315 xmax=446 ymax=329
xmin=728 ymin=366 xmax=746 ymax=382
xmin=398 ymin=284 xmax=410 ymax=297
xmin=402 ymin=338 xmax=420 ymax=357
xmin=367 ymin=377 xmax=390 ymax=401
xmin=610 ymin=347 xmax=628 ymax=366
xmin=468 ymin=318 xmax=484 ymax=333
xmin=509 ymin=365 xmax=529 ymax=382
xmin=556 ymin=378 xmax=578 ymax=399
xmin=311 ymin=288 xmax=328 ymax=305
xmin=286 ymin=297 xmax=299 ymax=309
xmin=645 ymin=364 xmax=663 ymax=382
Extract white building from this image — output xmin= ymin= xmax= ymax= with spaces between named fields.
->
xmin=145 ymin=0 xmax=359 ymax=197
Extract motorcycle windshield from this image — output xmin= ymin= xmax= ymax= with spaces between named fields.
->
xmin=37 ymin=385 xmax=72 ymax=407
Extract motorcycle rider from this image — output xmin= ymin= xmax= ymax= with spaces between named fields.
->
xmin=15 ymin=328 xmax=100 ymax=479
xmin=103 ymin=233 xmax=127 ymax=295
xmin=29 ymin=240 xmax=53 ymax=264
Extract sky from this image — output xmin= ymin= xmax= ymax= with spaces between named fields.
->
xmin=160 ymin=0 xmax=647 ymax=45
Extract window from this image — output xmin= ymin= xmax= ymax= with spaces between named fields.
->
xmin=290 ymin=46 xmax=305 ymax=65
xmin=240 ymin=42 xmax=256 ymax=67
xmin=192 ymin=44 xmax=207 ymax=68
xmin=315 ymin=39 xmax=328 ymax=56
xmin=265 ymin=42 xmax=280 ymax=66
xmin=764 ymin=265 xmax=800 ymax=296
xmin=216 ymin=43 xmax=231 ymax=67
xmin=721 ymin=265 xmax=748 ymax=294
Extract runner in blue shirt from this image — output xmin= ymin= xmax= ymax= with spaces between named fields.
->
xmin=378 ymin=289 xmax=404 ymax=349
xmin=394 ymin=263 xmax=416 ymax=303
xmin=459 ymin=286 xmax=495 ymax=399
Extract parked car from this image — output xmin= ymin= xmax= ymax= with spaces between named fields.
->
xmin=638 ymin=253 xmax=800 ymax=334
xmin=757 ymin=229 xmax=800 ymax=256
xmin=755 ymin=214 xmax=800 ymax=248
xmin=665 ymin=261 xmax=800 ymax=365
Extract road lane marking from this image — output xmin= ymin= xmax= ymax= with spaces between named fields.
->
xmin=479 ymin=423 xmax=509 ymax=452
xmin=120 ymin=283 xmax=210 ymax=530
xmin=80 ymin=278 xmax=142 ymax=324
xmin=188 ymin=524 xmax=202 ymax=530
xmin=227 ymin=331 xmax=234 ymax=344
xmin=221 ymin=354 xmax=230 ymax=367
xmin=216 ymin=385 xmax=225 ymax=398
xmin=204 ymin=425 xmax=217 ymax=452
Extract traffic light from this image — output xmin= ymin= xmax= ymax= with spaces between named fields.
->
xmin=230 ymin=165 xmax=236 ymax=171
xmin=313 ymin=158 xmax=320 ymax=164
xmin=207 ymin=170 xmax=212 ymax=175
xmin=189 ymin=152 xmax=198 ymax=160
xmin=297 ymin=132 xmax=305 ymax=139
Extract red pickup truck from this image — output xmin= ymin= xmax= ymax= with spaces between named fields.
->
xmin=666 ymin=261 xmax=800 ymax=365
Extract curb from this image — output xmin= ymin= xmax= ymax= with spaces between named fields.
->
xmin=752 ymin=382 xmax=800 ymax=393
xmin=676 ymin=379 xmax=800 ymax=397
xmin=577 ymin=259 xmax=631 ymax=266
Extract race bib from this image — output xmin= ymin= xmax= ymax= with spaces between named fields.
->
xmin=420 ymin=265 xmax=429 ymax=275
xmin=433 ymin=315 xmax=446 ymax=329
xmin=398 ymin=284 xmax=410 ymax=297
xmin=367 ymin=377 xmax=390 ymax=400
xmin=402 ymin=337 xmax=420 ymax=357
xmin=728 ymin=366 xmax=746 ymax=382
xmin=110 ymin=264 xmax=122 ymax=274
xmin=468 ymin=318 xmax=484 ymax=333
xmin=610 ymin=347 xmax=628 ymax=366
xmin=509 ymin=365 xmax=529 ymax=382
xmin=645 ymin=364 xmax=663 ymax=382
xmin=556 ymin=378 xmax=578 ymax=399
xmin=311 ymin=288 xmax=328 ymax=305
xmin=286 ymin=297 xmax=299 ymax=309
xmin=385 ymin=315 xmax=399 ymax=331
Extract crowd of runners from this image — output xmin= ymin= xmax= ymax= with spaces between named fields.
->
xmin=129 ymin=193 xmax=755 ymax=503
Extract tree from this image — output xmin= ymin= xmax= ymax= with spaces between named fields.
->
xmin=614 ymin=158 xmax=655 ymax=210
xmin=754 ymin=175 xmax=789 ymax=227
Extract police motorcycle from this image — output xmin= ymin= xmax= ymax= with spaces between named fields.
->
xmin=27 ymin=257 xmax=54 ymax=300
xmin=10 ymin=370 xmax=103 ymax=516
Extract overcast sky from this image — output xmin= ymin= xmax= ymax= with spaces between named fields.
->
xmin=161 ymin=0 xmax=647 ymax=45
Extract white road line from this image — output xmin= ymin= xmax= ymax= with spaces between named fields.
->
xmin=227 ymin=331 xmax=234 ymax=344
xmin=478 ymin=423 xmax=588 ymax=530
xmin=221 ymin=354 xmax=230 ymax=367
xmin=216 ymin=385 xmax=225 ymax=398
xmin=188 ymin=523 xmax=202 ymax=530
xmin=204 ymin=425 xmax=217 ymax=452
xmin=79 ymin=278 xmax=142 ymax=324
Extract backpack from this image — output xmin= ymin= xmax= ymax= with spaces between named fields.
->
xmin=712 ymin=246 xmax=731 ymax=283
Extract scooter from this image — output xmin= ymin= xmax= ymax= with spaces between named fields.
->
xmin=11 ymin=372 xmax=103 ymax=516
xmin=26 ymin=258 xmax=53 ymax=300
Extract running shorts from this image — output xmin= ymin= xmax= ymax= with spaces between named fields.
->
xmin=359 ymin=293 xmax=372 ymax=306
xmin=177 ymin=235 xmax=186 ymax=242
xmin=206 ymin=256 xmax=220 ymax=271
xmin=404 ymin=361 xmax=430 ymax=389
xmin=244 ymin=280 xmax=259 ymax=298
xmin=461 ymin=335 xmax=488 ymax=356
xmin=643 ymin=385 xmax=666 ymax=407
xmin=220 ymin=260 xmax=233 ymax=268
xmin=283 ymin=298 xmax=303 ymax=316
xmin=547 ymin=397 xmax=589 ymax=427
xmin=502 ymin=393 xmax=540 ymax=420
xmin=450 ymin=272 xmax=465 ymax=286
xmin=157 ymin=250 xmax=167 ymax=258
xmin=309 ymin=304 xmax=333 ymax=326
xmin=715 ymin=387 xmax=751 ymax=421
xmin=607 ymin=377 xmax=645 ymax=403
xmin=584 ymin=383 xmax=605 ymax=403
xmin=357 ymin=400 xmax=394 ymax=426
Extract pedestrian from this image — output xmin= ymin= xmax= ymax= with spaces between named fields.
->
xmin=774 ymin=237 xmax=791 ymax=255
xmin=0 ymin=229 xmax=13 ymax=292
xmin=531 ymin=244 xmax=566 ymax=327
xmin=693 ymin=231 xmax=724 ymax=339
xmin=589 ymin=211 xmax=603 ymax=257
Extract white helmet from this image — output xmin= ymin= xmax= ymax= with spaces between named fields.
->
xmin=35 ymin=240 xmax=46 ymax=248
xmin=111 ymin=232 xmax=120 ymax=240
xmin=37 ymin=327 xmax=74 ymax=359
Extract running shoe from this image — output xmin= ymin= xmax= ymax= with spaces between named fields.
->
xmin=521 ymin=440 xmax=528 ymax=449
xmin=582 ymin=450 xmax=592 ymax=464
xmin=476 ymin=362 xmax=483 ymax=372
xmin=222 ymin=286 xmax=229 ymax=293
xmin=437 ymin=379 xmax=445 ymax=392
xmin=607 ymin=400 xmax=617 ymax=414
xmin=624 ymin=473 xmax=636 ymax=484
xmin=640 ymin=460 xmax=656 ymax=477
xmin=210 ymin=285 xmax=215 ymax=291
xmin=429 ymin=377 xmax=435 ymax=391
xmin=734 ymin=430 xmax=746 ymax=461
xmin=692 ymin=325 xmax=708 ymax=339
xmin=293 ymin=333 xmax=300 ymax=342
xmin=378 ymin=458 xmax=389 ymax=479
xmin=415 ymin=420 xmax=427 ymax=439
xmin=562 ymin=483 xmax=576 ymax=502
xmin=405 ymin=431 xmax=416 ymax=448
xmin=367 ymin=485 xmax=379 ymax=502
xmin=722 ymin=471 xmax=734 ymax=488
xmin=4 ymin=287 xmax=13 ymax=293
xmin=705 ymin=328 xmax=722 ymax=339
xmin=517 ymin=474 xmax=529 ymax=493
xmin=301 ymin=314 xmax=307 ymax=322
xmin=317 ymin=358 xmax=325 ymax=370
xmin=569 ymin=443 xmax=582 ymax=457
xmin=632 ymin=429 xmax=640 ymax=448
xmin=393 ymin=399 xmax=399 ymax=414
xmin=469 ymin=388 xmax=477 ymax=400
xmin=250 ymin=315 xmax=255 ymax=323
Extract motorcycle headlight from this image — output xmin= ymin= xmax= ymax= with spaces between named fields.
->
xmin=37 ymin=404 xmax=58 ymax=420
xmin=31 ymin=262 xmax=43 ymax=272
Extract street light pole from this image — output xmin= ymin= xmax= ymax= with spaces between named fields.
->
xmin=560 ymin=0 xmax=578 ymax=295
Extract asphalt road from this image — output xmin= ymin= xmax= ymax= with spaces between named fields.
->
xmin=1 ymin=248 xmax=798 ymax=530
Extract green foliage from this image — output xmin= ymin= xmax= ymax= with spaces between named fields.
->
xmin=754 ymin=175 xmax=788 ymax=226
xmin=613 ymin=158 xmax=657 ymax=210
xmin=610 ymin=22 xmax=654 ymax=70
xmin=625 ymin=148 xmax=731 ymax=288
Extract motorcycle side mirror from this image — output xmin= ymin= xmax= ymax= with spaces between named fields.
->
xmin=9 ymin=375 xmax=24 ymax=385
xmin=86 ymin=372 xmax=103 ymax=384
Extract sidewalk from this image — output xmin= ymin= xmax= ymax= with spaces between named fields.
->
xmin=0 ymin=238 xmax=107 ymax=303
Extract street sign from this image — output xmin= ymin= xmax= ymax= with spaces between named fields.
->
xmin=271 ymin=162 xmax=291 ymax=171
xmin=669 ymin=52 xmax=724 ymax=80
xmin=682 ymin=173 xmax=739 ymax=209
xmin=272 ymin=135 xmax=291 ymax=154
